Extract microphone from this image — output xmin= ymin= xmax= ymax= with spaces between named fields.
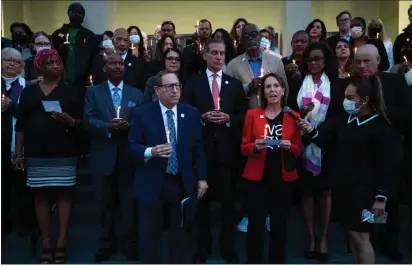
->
xmin=283 ymin=106 xmax=300 ymax=121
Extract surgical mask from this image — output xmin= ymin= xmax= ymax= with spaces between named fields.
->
xmin=129 ymin=34 xmax=140 ymax=44
xmin=343 ymin=98 xmax=360 ymax=115
xmin=260 ymin=37 xmax=271 ymax=52
xmin=350 ymin=26 xmax=363 ymax=38
xmin=102 ymin=39 xmax=114 ymax=48
xmin=405 ymin=69 xmax=412 ymax=86
xmin=35 ymin=46 xmax=51 ymax=53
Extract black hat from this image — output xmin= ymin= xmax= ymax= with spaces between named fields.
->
xmin=68 ymin=2 xmax=85 ymax=15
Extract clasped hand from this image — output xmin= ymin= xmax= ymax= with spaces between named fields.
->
xmin=202 ymin=110 xmax=229 ymax=124
xmin=51 ymin=111 xmax=74 ymax=125
xmin=108 ymin=118 xmax=129 ymax=132
xmin=296 ymin=119 xmax=313 ymax=134
xmin=1 ymin=97 xmax=12 ymax=112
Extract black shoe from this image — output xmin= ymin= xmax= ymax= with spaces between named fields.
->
xmin=193 ymin=253 xmax=207 ymax=264
xmin=222 ymin=253 xmax=239 ymax=264
xmin=316 ymin=251 xmax=329 ymax=261
xmin=304 ymin=250 xmax=316 ymax=259
xmin=93 ymin=247 xmax=116 ymax=263
xmin=382 ymin=249 xmax=404 ymax=262
xmin=122 ymin=248 xmax=138 ymax=261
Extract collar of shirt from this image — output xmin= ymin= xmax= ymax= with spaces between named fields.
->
xmin=247 ymin=50 xmax=263 ymax=62
xmin=206 ymin=68 xmax=223 ymax=78
xmin=120 ymin=53 xmax=127 ymax=61
xmin=159 ymin=101 xmax=178 ymax=117
xmin=108 ymin=80 xmax=124 ymax=91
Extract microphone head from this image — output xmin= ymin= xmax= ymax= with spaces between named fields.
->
xmin=283 ymin=106 xmax=291 ymax=113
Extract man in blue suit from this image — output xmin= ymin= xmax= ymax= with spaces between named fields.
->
xmin=84 ymin=53 xmax=142 ymax=262
xmin=128 ymin=70 xmax=208 ymax=263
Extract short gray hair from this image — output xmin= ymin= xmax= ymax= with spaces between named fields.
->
xmin=1 ymin=47 xmax=25 ymax=76
xmin=203 ymin=39 xmax=225 ymax=54
xmin=154 ymin=70 xmax=178 ymax=87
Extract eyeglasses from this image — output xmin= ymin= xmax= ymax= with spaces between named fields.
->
xmin=165 ymin=56 xmax=181 ymax=63
xmin=2 ymin=58 xmax=22 ymax=65
xmin=159 ymin=83 xmax=182 ymax=91
xmin=306 ymin=56 xmax=324 ymax=63
xmin=35 ymin=42 xmax=51 ymax=47
xmin=242 ymin=31 xmax=259 ymax=40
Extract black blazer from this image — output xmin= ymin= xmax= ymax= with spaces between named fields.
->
xmin=182 ymin=44 xmax=207 ymax=80
xmin=90 ymin=51 xmax=148 ymax=92
xmin=182 ymin=72 xmax=247 ymax=163
xmin=52 ymin=24 xmax=99 ymax=87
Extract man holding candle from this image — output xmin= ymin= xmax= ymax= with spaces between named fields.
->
xmin=90 ymin=28 xmax=148 ymax=92
xmin=128 ymin=70 xmax=207 ymax=263
xmin=226 ymin=23 xmax=288 ymax=109
xmin=84 ymin=53 xmax=142 ymax=262
xmin=182 ymin=39 xmax=246 ymax=263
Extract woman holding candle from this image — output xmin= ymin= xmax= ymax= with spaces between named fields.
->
xmin=241 ymin=73 xmax=301 ymax=263
xmin=127 ymin=25 xmax=145 ymax=59
xmin=298 ymin=41 xmax=343 ymax=261
xmin=13 ymin=49 xmax=82 ymax=263
xmin=229 ymin=18 xmax=248 ymax=55
xmin=367 ymin=18 xmax=394 ymax=68
xmin=1 ymin=47 xmax=29 ymax=236
xmin=334 ymin=38 xmax=354 ymax=78
xmin=389 ymin=40 xmax=412 ymax=85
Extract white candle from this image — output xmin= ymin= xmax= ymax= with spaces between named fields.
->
xmin=150 ymin=39 xmax=153 ymax=46
xmin=260 ymin=67 xmax=264 ymax=77
xmin=116 ymin=106 xmax=121 ymax=119
xmin=166 ymin=130 xmax=171 ymax=143
xmin=65 ymin=33 xmax=69 ymax=43
xmin=404 ymin=56 xmax=408 ymax=63
xmin=217 ymin=97 xmax=221 ymax=110
xmin=263 ymin=123 xmax=269 ymax=139
xmin=354 ymin=47 xmax=357 ymax=54
xmin=89 ymin=75 xmax=94 ymax=86
xmin=2 ymin=94 xmax=5 ymax=100
xmin=131 ymin=43 xmax=135 ymax=50
xmin=257 ymin=94 xmax=260 ymax=106
xmin=292 ymin=59 xmax=296 ymax=65
xmin=376 ymin=32 xmax=379 ymax=39
xmin=234 ymin=40 xmax=237 ymax=47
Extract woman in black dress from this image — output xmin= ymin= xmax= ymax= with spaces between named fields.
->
xmin=13 ymin=49 xmax=82 ymax=263
xmin=298 ymin=75 xmax=397 ymax=264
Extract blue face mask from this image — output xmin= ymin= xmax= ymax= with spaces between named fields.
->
xmin=343 ymin=98 xmax=360 ymax=115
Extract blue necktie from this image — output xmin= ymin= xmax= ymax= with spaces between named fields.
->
xmin=112 ymin=87 xmax=121 ymax=109
xmin=166 ymin=110 xmax=178 ymax=175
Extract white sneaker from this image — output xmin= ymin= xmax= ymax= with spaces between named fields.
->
xmin=237 ymin=217 xmax=248 ymax=232
xmin=265 ymin=216 xmax=271 ymax=231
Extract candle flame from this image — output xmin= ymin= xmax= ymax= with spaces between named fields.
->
xmin=347 ymin=73 xmax=350 ymax=77
xmin=292 ymin=59 xmax=296 ymax=65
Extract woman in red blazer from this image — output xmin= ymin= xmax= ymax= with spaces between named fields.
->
xmin=241 ymin=73 xmax=302 ymax=264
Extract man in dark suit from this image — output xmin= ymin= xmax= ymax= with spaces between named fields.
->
xmin=83 ymin=53 xmax=142 ymax=262
xmin=128 ymin=70 xmax=207 ymax=263
xmin=182 ymin=39 xmax=247 ymax=263
xmin=182 ymin=19 xmax=212 ymax=80
xmin=325 ymin=10 xmax=352 ymax=50
xmin=90 ymin=28 xmax=148 ymax=92
xmin=354 ymin=44 xmax=412 ymax=262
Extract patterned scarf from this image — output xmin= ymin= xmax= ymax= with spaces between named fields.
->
xmin=297 ymin=73 xmax=331 ymax=175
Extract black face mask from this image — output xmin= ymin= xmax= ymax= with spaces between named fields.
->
xmin=12 ymin=33 xmax=29 ymax=43
xmin=69 ymin=14 xmax=84 ymax=26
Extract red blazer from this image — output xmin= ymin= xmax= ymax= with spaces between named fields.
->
xmin=241 ymin=107 xmax=302 ymax=182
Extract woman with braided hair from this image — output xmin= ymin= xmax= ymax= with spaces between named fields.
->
xmin=13 ymin=48 xmax=82 ymax=264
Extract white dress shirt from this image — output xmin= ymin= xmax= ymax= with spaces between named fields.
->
xmin=144 ymin=101 xmax=178 ymax=160
xmin=121 ymin=53 xmax=127 ymax=61
xmin=206 ymin=68 xmax=223 ymax=93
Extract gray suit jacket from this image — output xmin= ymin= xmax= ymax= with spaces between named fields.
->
xmin=84 ymin=81 xmax=142 ymax=175
xmin=226 ymin=52 xmax=288 ymax=109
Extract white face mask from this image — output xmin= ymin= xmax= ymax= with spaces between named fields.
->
xmin=260 ymin=37 xmax=271 ymax=52
xmin=343 ymin=98 xmax=360 ymax=115
xmin=35 ymin=46 xmax=51 ymax=53
xmin=102 ymin=39 xmax=114 ymax=48
xmin=405 ymin=69 xmax=412 ymax=86
xmin=129 ymin=34 xmax=140 ymax=44
xmin=350 ymin=26 xmax=363 ymax=38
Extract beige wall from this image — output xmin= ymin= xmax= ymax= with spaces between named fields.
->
xmin=1 ymin=0 xmax=405 ymax=41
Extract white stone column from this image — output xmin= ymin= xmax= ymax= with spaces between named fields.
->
xmin=280 ymin=0 xmax=312 ymax=56
xmin=80 ymin=0 xmax=116 ymax=34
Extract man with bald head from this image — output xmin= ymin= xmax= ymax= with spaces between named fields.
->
xmin=84 ymin=52 xmax=143 ymax=262
xmin=90 ymin=28 xmax=148 ymax=92
xmin=354 ymin=44 xmax=412 ymax=261
xmin=226 ymin=23 xmax=288 ymax=109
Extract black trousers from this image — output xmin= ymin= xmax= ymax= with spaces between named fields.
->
xmin=196 ymin=161 xmax=235 ymax=257
xmin=245 ymin=175 xmax=295 ymax=264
